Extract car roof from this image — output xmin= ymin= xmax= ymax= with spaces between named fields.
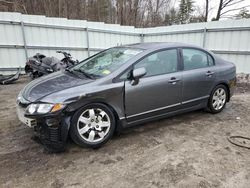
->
xmin=121 ymin=42 xmax=202 ymax=50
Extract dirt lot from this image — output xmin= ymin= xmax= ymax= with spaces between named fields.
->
xmin=0 ymin=76 xmax=250 ymax=188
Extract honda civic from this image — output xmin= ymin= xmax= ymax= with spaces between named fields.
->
xmin=16 ymin=42 xmax=236 ymax=151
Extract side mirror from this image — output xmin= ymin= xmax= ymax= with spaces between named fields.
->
xmin=131 ymin=67 xmax=146 ymax=85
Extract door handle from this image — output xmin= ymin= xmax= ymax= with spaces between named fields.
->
xmin=206 ymin=71 xmax=214 ymax=77
xmin=168 ymin=77 xmax=181 ymax=84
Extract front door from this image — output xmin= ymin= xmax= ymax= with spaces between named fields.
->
xmin=124 ymin=49 xmax=182 ymax=122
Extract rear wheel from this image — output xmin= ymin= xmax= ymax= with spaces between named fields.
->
xmin=70 ymin=103 xmax=116 ymax=148
xmin=208 ymin=85 xmax=228 ymax=114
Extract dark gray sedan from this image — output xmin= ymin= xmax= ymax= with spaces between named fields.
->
xmin=16 ymin=42 xmax=236 ymax=151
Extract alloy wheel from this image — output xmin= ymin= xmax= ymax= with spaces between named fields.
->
xmin=212 ymin=88 xmax=226 ymax=111
xmin=77 ymin=108 xmax=111 ymax=143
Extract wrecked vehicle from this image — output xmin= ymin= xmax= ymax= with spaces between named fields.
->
xmin=25 ymin=51 xmax=78 ymax=79
xmin=16 ymin=42 xmax=236 ymax=151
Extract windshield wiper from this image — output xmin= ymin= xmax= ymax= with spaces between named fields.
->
xmin=73 ymin=69 xmax=97 ymax=79
xmin=65 ymin=68 xmax=73 ymax=73
xmin=65 ymin=68 xmax=81 ymax=78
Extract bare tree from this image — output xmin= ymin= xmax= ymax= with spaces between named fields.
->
xmin=215 ymin=0 xmax=250 ymax=20
xmin=5 ymin=0 xmax=248 ymax=27
xmin=192 ymin=0 xmax=214 ymax=22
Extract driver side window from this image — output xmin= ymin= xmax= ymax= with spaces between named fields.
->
xmin=134 ymin=49 xmax=178 ymax=77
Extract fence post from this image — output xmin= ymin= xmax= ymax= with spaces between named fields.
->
xmin=86 ymin=27 xmax=90 ymax=57
xmin=202 ymin=27 xmax=207 ymax=48
xmin=20 ymin=21 xmax=28 ymax=61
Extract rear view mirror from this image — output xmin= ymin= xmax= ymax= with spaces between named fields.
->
xmin=131 ymin=67 xmax=146 ymax=85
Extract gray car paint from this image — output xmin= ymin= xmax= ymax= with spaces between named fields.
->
xmin=20 ymin=42 xmax=236 ymax=128
xmin=125 ymin=71 xmax=182 ymax=120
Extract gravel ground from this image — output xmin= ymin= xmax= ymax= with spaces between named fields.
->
xmin=0 ymin=76 xmax=250 ymax=188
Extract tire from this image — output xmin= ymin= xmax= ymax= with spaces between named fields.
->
xmin=69 ymin=103 xmax=116 ymax=148
xmin=208 ymin=84 xmax=228 ymax=114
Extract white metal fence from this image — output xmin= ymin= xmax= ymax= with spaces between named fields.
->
xmin=0 ymin=12 xmax=250 ymax=74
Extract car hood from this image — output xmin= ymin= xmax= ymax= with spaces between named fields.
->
xmin=22 ymin=71 xmax=93 ymax=102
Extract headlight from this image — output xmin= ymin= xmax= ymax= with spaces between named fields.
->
xmin=28 ymin=104 xmax=39 ymax=114
xmin=26 ymin=103 xmax=65 ymax=115
xmin=37 ymin=104 xmax=54 ymax=114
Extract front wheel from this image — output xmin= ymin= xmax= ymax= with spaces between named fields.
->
xmin=208 ymin=85 xmax=228 ymax=114
xmin=70 ymin=103 xmax=116 ymax=148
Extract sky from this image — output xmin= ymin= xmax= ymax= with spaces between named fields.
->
xmin=194 ymin=0 xmax=250 ymax=20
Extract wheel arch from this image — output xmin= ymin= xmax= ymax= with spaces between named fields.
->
xmin=68 ymin=101 xmax=118 ymax=148
xmin=68 ymin=99 xmax=123 ymax=133
xmin=97 ymin=102 xmax=120 ymax=121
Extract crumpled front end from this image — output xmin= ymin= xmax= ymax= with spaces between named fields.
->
xmin=16 ymin=94 xmax=71 ymax=152
xmin=33 ymin=115 xmax=71 ymax=152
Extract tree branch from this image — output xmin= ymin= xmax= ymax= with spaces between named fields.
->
xmin=221 ymin=5 xmax=250 ymax=16
xmin=223 ymin=0 xmax=245 ymax=8
xmin=22 ymin=4 xmax=27 ymax=14
xmin=222 ymin=0 xmax=234 ymax=9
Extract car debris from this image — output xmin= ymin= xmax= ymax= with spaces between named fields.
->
xmin=25 ymin=51 xmax=78 ymax=79
xmin=0 ymin=68 xmax=21 ymax=85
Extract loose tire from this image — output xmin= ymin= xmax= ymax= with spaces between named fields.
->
xmin=208 ymin=85 xmax=228 ymax=114
xmin=70 ymin=103 xmax=116 ymax=148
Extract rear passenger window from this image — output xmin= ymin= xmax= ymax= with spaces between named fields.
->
xmin=182 ymin=48 xmax=214 ymax=70
xmin=207 ymin=54 xmax=214 ymax=66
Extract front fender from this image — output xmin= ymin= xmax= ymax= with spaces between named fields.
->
xmin=65 ymin=82 xmax=125 ymax=120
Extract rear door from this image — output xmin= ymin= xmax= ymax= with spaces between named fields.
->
xmin=124 ymin=48 xmax=183 ymax=122
xmin=181 ymin=48 xmax=217 ymax=106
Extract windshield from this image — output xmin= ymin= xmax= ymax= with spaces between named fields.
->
xmin=72 ymin=47 xmax=143 ymax=78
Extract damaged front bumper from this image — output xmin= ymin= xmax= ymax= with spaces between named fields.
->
xmin=16 ymin=103 xmax=71 ymax=152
